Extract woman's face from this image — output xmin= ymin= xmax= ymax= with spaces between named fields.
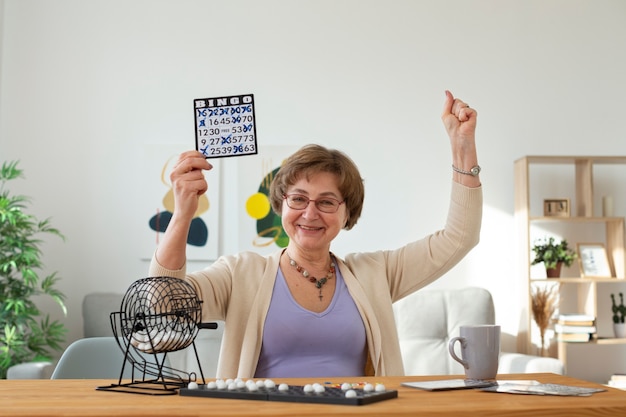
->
xmin=281 ymin=171 xmax=348 ymax=253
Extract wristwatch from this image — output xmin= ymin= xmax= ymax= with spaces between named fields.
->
xmin=452 ymin=164 xmax=481 ymax=176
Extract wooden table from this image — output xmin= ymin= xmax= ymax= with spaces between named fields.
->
xmin=2 ymin=373 xmax=626 ymax=416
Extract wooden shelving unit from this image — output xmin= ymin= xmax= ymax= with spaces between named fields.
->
xmin=515 ymin=156 xmax=626 ymax=380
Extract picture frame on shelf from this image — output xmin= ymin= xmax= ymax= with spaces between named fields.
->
xmin=543 ymin=198 xmax=570 ymax=217
xmin=577 ymin=243 xmax=612 ymax=278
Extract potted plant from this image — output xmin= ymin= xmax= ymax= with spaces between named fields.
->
xmin=531 ymin=237 xmax=577 ymax=278
xmin=0 ymin=161 xmax=67 ymax=379
xmin=611 ymin=292 xmax=626 ymax=338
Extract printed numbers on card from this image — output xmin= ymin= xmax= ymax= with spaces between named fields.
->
xmin=194 ymin=94 xmax=258 ymax=159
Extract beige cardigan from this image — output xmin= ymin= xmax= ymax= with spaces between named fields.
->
xmin=149 ymin=181 xmax=482 ymax=378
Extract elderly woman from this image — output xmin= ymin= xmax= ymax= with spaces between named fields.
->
xmin=149 ymin=90 xmax=482 ymax=378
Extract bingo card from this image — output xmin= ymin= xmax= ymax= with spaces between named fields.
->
xmin=194 ymin=94 xmax=257 ymax=159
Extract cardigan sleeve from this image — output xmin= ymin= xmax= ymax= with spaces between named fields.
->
xmin=390 ymin=181 xmax=482 ymax=300
xmin=344 ymin=181 xmax=482 ymax=302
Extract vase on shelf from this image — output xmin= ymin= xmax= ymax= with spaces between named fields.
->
xmin=614 ymin=323 xmax=626 ymax=338
xmin=545 ymin=262 xmax=563 ymax=278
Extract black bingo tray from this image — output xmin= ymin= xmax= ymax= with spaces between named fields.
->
xmin=179 ymin=383 xmax=398 ymax=406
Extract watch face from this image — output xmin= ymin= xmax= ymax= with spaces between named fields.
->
xmin=471 ymin=166 xmax=481 ymax=176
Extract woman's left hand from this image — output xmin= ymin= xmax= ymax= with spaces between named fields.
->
xmin=441 ymin=90 xmax=477 ymax=146
xmin=441 ymin=90 xmax=480 ymax=186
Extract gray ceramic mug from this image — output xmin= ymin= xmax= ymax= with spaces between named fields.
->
xmin=448 ymin=324 xmax=501 ymax=380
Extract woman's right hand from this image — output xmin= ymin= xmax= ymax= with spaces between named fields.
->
xmin=170 ymin=150 xmax=213 ymax=220
xmin=154 ymin=151 xmax=213 ymax=270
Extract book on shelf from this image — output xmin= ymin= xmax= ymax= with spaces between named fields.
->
xmin=554 ymin=323 xmax=597 ymax=334
xmin=557 ymin=314 xmax=596 ymax=326
xmin=556 ymin=332 xmax=593 ymax=342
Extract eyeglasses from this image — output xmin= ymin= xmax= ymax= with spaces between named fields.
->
xmin=283 ymin=194 xmax=345 ymax=213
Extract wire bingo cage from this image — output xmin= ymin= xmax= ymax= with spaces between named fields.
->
xmin=98 ymin=276 xmax=217 ymax=395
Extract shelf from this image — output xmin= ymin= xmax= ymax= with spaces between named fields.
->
xmin=531 ymin=278 xmax=626 ymax=284
xmin=515 ymin=155 xmax=626 ymax=383
xmin=558 ymin=338 xmax=626 ymax=346
xmin=596 ymin=338 xmax=626 ymax=345
xmin=530 ymin=216 xmax=624 ymax=223
xmin=557 ymin=337 xmax=626 ymax=346
xmin=518 ymin=155 xmax=626 ymax=165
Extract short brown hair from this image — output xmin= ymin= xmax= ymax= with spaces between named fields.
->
xmin=269 ymin=144 xmax=364 ymax=230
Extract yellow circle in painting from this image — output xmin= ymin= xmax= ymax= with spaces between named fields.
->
xmin=246 ymin=192 xmax=271 ymax=219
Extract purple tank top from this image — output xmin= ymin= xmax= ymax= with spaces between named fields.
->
xmin=254 ymin=265 xmax=367 ymax=378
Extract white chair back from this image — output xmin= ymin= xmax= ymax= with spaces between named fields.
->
xmin=50 ymin=337 xmax=168 ymax=379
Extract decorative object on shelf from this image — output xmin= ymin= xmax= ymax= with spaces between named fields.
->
xmin=0 ymin=161 xmax=67 ymax=379
xmin=531 ymin=237 xmax=577 ymax=278
xmin=577 ymin=243 xmax=612 ymax=278
xmin=543 ymin=199 xmax=570 ymax=217
xmin=531 ymin=284 xmax=559 ymax=356
xmin=611 ymin=292 xmax=626 ymax=338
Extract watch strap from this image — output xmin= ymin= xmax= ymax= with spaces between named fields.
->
xmin=452 ymin=164 xmax=481 ymax=176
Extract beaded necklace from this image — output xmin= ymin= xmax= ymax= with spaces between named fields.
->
xmin=287 ymin=254 xmax=335 ymax=301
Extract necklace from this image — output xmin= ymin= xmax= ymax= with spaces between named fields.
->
xmin=286 ymin=254 xmax=335 ymax=301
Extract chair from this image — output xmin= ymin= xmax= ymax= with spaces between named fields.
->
xmin=50 ymin=337 xmax=168 ymax=379
xmin=6 ymin=361 xmax=54 ymax=379
xmin=393 ymin=286 xmax=564 ymax=375
xmin=82 ymin=292 xmax=123 ymax=337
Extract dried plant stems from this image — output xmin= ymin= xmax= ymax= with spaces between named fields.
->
xmin=531 ymin=284 xmax=559 ymax=356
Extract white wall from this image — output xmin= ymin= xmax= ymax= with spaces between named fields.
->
xmin=1 ymin=0 xmax=625 ymax=373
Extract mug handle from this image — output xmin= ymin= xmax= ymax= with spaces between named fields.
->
xmin=448 ymin=336 xmax=469 ymax=369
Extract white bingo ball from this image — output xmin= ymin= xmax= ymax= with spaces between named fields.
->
xmin=345 ymin=389 xmax=357 ymax=398
xmin=206 ymin=381 xmax=217 ymax=389
xmin=303 ymin=384 xmax=314 ymax=393
xmin=228 ymin=382 xmax=238 ymax=390
xmin=264 ymin=379 xmax=276 ymax=389
xmin=216 ymin=380 xmax=227 ymax=390
xmin=314 ymin=384 xmax=325 ymax=393
xmin=363 ymin=383 xmax=374 ymax=392
xmin=278 ymin=383 xmax=289 ymax=392
xmin=375 ymin=383 xmax=386 ymax=392
xmin=187 ymin=381 xmax=199 ymax=390
xmin=340 ymin=383 xmax=352 ymax=391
